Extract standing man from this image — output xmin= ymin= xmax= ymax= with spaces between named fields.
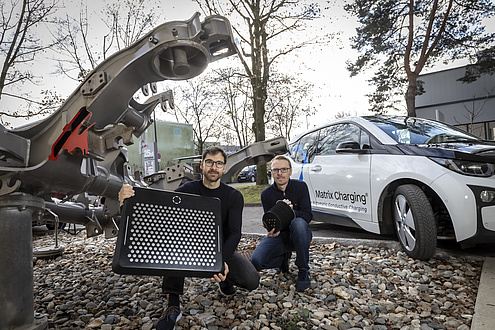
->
xmin=249 ymin=155 xmax=313 ymax=292
xmin=118 ymin=146 xmax=260 ymax=330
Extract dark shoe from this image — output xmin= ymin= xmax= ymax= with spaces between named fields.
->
xmin=276 ymin=251 xmax=290 ymax=274
xmin=296 ymin=270 xmax=311 ymax=292
xmin=156 ymin=305 xmax=182 ymax=330
xmin=217 ymin=282 xmax=237 ymax=296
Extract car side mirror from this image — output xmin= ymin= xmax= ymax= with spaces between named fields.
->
xmin=336 ymin=141 xmax=368 ymax=154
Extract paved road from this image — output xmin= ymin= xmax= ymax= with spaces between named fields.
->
xmin=242 ymin=205 xmax=390 ymax=239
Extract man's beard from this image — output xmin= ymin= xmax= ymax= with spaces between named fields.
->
xmin=204 ymin=169 xmax=221 ymax=182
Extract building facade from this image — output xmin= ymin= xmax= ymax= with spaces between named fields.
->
xmin=415 ymin=65 xmax=495 ymax=140
xmin=126 ymin=121 xmax=195 ymax=176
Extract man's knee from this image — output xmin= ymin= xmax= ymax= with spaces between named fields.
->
xmin=245 ymin=272 xmax=261 ymax=291
xmin=249 ymin=254 xmax=262 ymax=271
xmin=290 ymin=217 xmax=309 ymax=232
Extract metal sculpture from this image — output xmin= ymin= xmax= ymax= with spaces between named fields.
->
xmin=0 ymin=13 xmax=237 ymax=329
xmin=0 ymin=11 xmax=290 ymax=328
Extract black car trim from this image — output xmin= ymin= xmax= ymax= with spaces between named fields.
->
xmin=461 ymin=185 xmax=495 ymax=244
xmin=396 ymin=144 xmax=456 ymax=158
xmin=397 ymin=144 xmax=495 ymax=162
xmin=312 ymin=209 xmax=363 ymax=230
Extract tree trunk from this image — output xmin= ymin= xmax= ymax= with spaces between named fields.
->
xmin=253 ymin=78 xmax=269 ymax=185
xmin=251 ymin=3 xmax=269 ymax=186
xmin=405 ymin=75 xmax=418 ymax=117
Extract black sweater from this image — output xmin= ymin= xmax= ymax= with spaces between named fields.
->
xmin=176 ymin=180 xmax=243 ymax=261
xmin=261 ymin=179 xmax=312 ymax=224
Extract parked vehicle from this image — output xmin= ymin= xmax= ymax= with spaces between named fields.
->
xmin=237 ymin=165 xmax=257 ymax=182
xmin=289 ymin=115 xmax=495 ymax=260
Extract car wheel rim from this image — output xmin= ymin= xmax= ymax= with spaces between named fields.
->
xmin=393 ymin=194 xmax=416 ymax=252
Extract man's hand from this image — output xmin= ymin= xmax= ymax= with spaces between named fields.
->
xmin=118 ymin=184 xmax=135 ymax=204
xmin=281 ymin=198 xmax=293 ymax=208
xmin=210 ymin=263 xmax=229 ymax=282
xmin=267 ymin=227 xmax=281 ymax=238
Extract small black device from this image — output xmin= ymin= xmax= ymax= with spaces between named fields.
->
xmin=262 ymin=200 xmax=295 ymax=232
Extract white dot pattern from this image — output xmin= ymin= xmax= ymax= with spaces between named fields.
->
xmin=124 ymin=202 xmax=218 ymax=268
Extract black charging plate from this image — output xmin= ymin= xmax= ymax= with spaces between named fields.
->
xmin=113 ymin=187 xmax=223 ymax=277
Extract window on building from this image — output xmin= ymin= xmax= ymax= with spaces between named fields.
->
xmin=470 ymin=122 xmax=486 ymax=139
xmin=488 ymin=121 xmax=495 ymax=140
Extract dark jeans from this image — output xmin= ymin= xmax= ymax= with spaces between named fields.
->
xmin=162 ymin=251 xmax=260 ymax=295
xmin=249 ymin=217 xmax=312 ymax=272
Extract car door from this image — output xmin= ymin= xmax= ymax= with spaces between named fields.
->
xmin=305 ymin=123 xmax=373 ymax=222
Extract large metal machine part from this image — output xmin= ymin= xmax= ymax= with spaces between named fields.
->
xmin=41 ymin=198 xmax=116 ymax=238
xmin=0 ymin=13 xmax=236 ymax=330
xmin=0 ymin=12 xmax=235 ymax=202
xmin=222 ymin=136 xmax=288 ymax=183
xmin=144 ymin=163 xmax=197 ymax=190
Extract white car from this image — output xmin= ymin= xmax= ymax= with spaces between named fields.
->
xmin=288 ymin=115 xmax=495 ymax=260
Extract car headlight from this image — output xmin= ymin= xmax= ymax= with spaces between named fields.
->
xmin=430 ymin=157 xmax=495 ymax=177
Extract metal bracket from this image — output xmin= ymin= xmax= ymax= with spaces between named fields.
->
xmin=85 ymin=209 xmax=103 ymax=238
xmin=81 ymin=71 xmax=108 ymax=97
xmin=104 ymin=218 xmax=119 ymax=239
xmin=0 ymin=174 xmax=21 ymax=196
xmin=87 ymin=125 xmax=135 ymax=161
xmin=0 ymin=125 xmax=30 ymax=167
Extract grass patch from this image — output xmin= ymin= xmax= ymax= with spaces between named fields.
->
xmin=235 ymin=184 xmax=269 ymax=204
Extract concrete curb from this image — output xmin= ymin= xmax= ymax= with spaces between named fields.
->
xmin=244 ymin=203 xmax=262 ymax=207
xmin=472 ymin=257 xmax=495 ymax=330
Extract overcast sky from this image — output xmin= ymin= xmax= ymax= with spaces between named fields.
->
xmin=3 ymin=0 xmax=494 ymax=138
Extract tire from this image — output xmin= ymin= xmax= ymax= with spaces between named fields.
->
xmin=393 ymin=184 xmax=437 ymax=260
xmin=250 ymin=176 xmax=256 ymax=182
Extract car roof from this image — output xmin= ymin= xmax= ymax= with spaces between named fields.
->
xmin=290 ymin=116 xmax=398 ymax=145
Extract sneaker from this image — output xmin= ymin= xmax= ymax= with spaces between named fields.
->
xmin=156 ymin=305 xmax=182 ymax=330
xmin=296 ymin=270 xmax=311 ymax=292
xmin=217 ymin=281 xmax=237 ymax=296
xmin=276 ymin=251 xmax=290 ymax=274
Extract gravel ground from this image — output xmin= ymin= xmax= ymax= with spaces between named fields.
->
xmin=32 ymin=229 xmax=482 ymax=330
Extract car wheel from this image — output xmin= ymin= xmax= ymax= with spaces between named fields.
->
xmin=250 ymin=176 xmax=256 ymax=182
xmin=393 ymin=184 xmax=437 ymax=260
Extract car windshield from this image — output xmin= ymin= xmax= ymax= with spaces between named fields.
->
xmin=364 ymin=116 xmax=481 ymax=144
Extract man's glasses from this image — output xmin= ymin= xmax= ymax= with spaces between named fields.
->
xmin=204 ymin=159 xmax=225 ymax=167
xmin=271 ymin=168 xmax=290 ymax=173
